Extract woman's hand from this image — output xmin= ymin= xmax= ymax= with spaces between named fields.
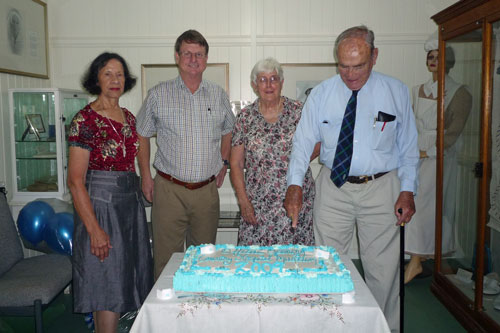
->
xmin=68 ymin=146 xmax=112 ymax=261
xmin=141 ymin=176 xmax=154 ymax=203
xmin=89 ymin=226 xmax=112 ymax=262
xmin=216 ymin=165 xmax=227 ymax=188
xmin=239 ymin=197 xmax=257 ymax=225
xmin=230 ymin=144 xmax=259 ymax=224
xmin=137 ymin=135 xmax=154 ymax=201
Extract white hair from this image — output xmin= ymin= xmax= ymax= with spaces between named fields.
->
xmin=250 ymin=57 xmax=284 ymax=84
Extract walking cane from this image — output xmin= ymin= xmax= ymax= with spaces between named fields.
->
xmin=398 ymin=208 xmax=405 ymax=333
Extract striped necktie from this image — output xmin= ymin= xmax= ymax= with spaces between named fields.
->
xmin=330 ymin=90 xmax=358 ymax=187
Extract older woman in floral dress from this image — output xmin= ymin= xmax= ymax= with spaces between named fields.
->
xmin=230 ymin=57 xmax=319 ymax=245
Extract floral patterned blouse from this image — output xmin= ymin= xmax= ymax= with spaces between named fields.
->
xmin=68 ymin=104 xmax=138 ymax=171
xmin=232 ymin=97 xmax=315 ymax=246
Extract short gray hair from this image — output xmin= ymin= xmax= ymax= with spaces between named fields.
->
xmin=250 ymin=57 xmax=284 ymax=84
xmin=334 ymin=25 xmax=375 ymax=60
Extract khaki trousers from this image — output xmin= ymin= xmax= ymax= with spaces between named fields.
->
xmin=151 ymin=174 xmax=219 ymax=280
xmin=314 ymin=166 xmax=401 ymax=332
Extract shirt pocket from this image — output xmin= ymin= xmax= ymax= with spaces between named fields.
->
xmin=195 ymin=104 xmax=223 ymax=139
xmin=208 ymin=107 xmax=225 ymax=138
xmin=371 ymin=120 xmax=397 ymax=151
xmin=319 ymin=122 xmax=338 ymax=150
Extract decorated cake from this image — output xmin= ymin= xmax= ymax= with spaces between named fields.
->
xmin=173 ymin=244 xmax=354 ymax=294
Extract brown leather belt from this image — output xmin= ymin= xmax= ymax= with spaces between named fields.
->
xmin=157 ymin=171 xmax=215 ymax=190
xmin=346 ymin=172 xmax=388 ymax=184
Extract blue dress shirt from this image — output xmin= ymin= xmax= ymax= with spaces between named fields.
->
xmin=287 ymin=71 xmax=419 ymax=193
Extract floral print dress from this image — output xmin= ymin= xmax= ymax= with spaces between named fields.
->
xmin=232 ymin=97 xmax=315 ymax=245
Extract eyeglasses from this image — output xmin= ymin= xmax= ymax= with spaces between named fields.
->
xmin=257 ymin=75 xmax=281 ymax=85
xmin=427 ymin=54 xmax=438 ymax=61
xmin=179 ymin=51 xmax=206 ymax=59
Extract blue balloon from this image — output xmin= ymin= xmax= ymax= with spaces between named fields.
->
xmin=17 ymin=201 xmax=55 ymax=245
xmin=44 ymin=212 xmax=74 ymax=255
xmin=55 ymin=212 xmax=74 ymax=255
xmin=43 ymin=214 xmax=60 ymax=253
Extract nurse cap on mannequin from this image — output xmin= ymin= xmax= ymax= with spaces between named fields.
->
xmin=424 ymin=31 xmax=439 ymax=52
xmin=423 ymin=31 xmax=456 ymax=73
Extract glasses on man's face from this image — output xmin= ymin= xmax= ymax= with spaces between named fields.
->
xmin=257 ymin=75 xmax=281 ymax=86
xmin=179 ymin=51 xmax=206 ymax=59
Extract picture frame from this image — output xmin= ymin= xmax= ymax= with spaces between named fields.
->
xmin=281 ymin=63 xmax=338 ymax=103
xmin=0 ymin=0 xmax=49 ymax=78
xmin=26 ymin=114 xmax=45 ymax=133
xmin=21 ymin=114 xmax=44 ymax=141
xmin=141 ymin=63 xmax=229 ymax=99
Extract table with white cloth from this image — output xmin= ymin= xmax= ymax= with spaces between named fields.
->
xmin=130 ymin=252 xmax=390 ymax=333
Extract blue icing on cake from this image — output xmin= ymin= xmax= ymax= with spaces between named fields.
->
xmin=173 ymin=244 xmax=354 ymax=294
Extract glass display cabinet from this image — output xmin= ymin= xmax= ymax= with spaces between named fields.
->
xmin=8 ymin=88 xmax=89 ymax=204
xmin=431 ymin=0 xmax=500 ymax=331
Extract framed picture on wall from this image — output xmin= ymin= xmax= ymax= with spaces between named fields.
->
xmin=141 ymin=63 xmax=229 ymax=99
xmin=281 ymin=63 xmax=337 ymax=103
xmin=0 ymin=0 xmax=49 ymax=78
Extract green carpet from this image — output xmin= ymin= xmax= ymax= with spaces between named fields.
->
xmin=404 ymin=275 xmax=466 ymax=332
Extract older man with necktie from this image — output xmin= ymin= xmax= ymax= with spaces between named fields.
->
xmin=285 ymin=25 xmax=419 ymax=332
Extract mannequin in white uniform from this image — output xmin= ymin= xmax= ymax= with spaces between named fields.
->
xmin=405 ymin=35 xmax=472 ymax=284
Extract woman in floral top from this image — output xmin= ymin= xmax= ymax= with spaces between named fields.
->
xmin=68 ymin=52 xmax=153 ymax=332
xmin=230 ymin=58 xmax=319 ymax=245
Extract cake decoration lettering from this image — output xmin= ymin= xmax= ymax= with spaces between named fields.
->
xmin=173 ymin=244 xmax=354 ymax=294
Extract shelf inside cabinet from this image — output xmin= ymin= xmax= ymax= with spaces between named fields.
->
xmin=16 ymin=153 xmax=57 ymax=159
xmin=15 ymin=138 xmax=56 ymax=143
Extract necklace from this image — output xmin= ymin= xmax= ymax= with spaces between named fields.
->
xmin=259 ymin=97 xmax=283 ymax=123
xmin=105 ymin=109 xmax=127 ymax=158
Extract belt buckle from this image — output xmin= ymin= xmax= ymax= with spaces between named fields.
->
xmin=361 ymin=176 xmax=369 ymax=184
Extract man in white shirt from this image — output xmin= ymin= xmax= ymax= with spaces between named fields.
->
xmin=285 ymin=25 xmax=419 ymax=332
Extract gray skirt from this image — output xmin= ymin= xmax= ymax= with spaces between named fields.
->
xmin=72 ymin=170 xmax=153 ymax=313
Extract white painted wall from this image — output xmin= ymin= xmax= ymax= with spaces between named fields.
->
xmin=1 ymin=0 xmax=457 ymax=208
xmin=0 ymin=0 xmax=458 ymax=256
xmin=48 ymin=0 xmax=456 ymax=211
xmin=46 ymin=0 xmax=455 ymax=109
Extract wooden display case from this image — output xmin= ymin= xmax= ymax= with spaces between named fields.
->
xmin=431 ymin=1 xmax=500 ymax=331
